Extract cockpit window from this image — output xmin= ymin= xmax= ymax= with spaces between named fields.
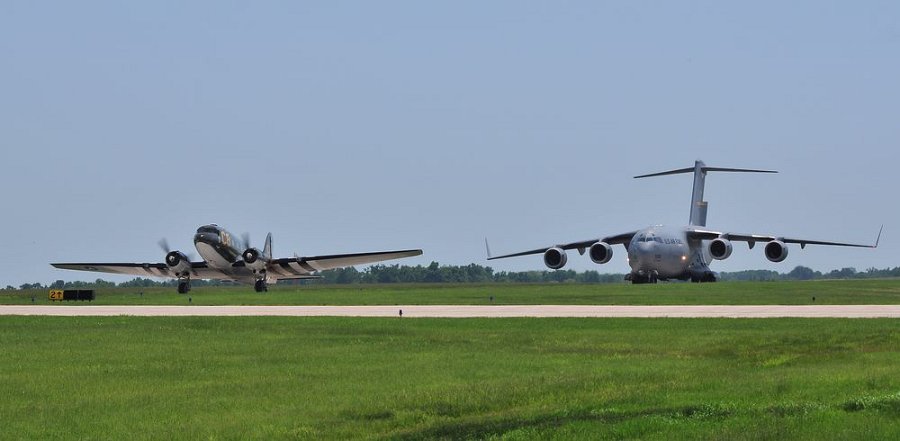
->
xmin=198 ymin=226 xmax=219 ymax=234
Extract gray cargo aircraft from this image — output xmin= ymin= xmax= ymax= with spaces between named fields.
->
xmin=52 ymin=224 xmax=422 ymax=293
xmin=487 ymin=160 xmax=881 ymax=283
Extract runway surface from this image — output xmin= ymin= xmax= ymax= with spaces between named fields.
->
xmin=1 ymin=305 xmax=898 ymax=318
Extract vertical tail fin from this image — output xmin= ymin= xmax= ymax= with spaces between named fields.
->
xmin=263 ymin=233 xmax=273 ymax=260
xmin=634 ymin=160 xmax=777 ymax=227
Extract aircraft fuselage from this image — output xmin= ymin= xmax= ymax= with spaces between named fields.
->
xmin=193 ymin=224 xmax=245 ymax=270
xmin=626 ymin=226 xmax=713 ymax=282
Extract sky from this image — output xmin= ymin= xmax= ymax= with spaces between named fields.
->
xmin=1 ymin=1 xmax=898 ymax=285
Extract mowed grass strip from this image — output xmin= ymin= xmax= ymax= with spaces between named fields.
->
xmin=0 ymin=317 xmax=897 ymax=440
xmin=5 ymin=279 xmax=900 ymax=306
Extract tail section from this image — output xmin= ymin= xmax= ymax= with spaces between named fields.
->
xmin=634 ymin=160 xmax=777 ymax=226
xmin=263 ymin=233 xmax=273 ymax=260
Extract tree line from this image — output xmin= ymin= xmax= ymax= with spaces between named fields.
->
xmin=6 ymin=262 xmax=900 ymax=290
xmin=5 ymin=262 xmax=900 ymax=290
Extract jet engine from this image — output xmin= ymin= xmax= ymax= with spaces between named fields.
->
xmin=764 ymin=240 xmax=789 ymax=262
xmin=708 ymin=238 xmax=733 ymax=260
xmin=242 ymin=248 xmax=269 ymax=272
xmin=543 ymin=247 xmax=568 ymax=270
xmin=165 ymin=251 xmax=191 ymax=275
xmin=589 ymin=242 xmax=613 ymax=264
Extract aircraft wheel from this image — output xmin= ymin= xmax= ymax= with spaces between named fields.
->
xmin=254 ymin=280 xmax=267 ymax=293
xmin=630 ymin=274 xmax=649 ymax=284
xmin=177 ymin=281 xmax=190 ymax=294
xmin=701 ymin=272 xmax=717 ymax=283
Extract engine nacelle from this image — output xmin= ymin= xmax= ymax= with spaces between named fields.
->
xmin=165 ymin=251 xmax=191 ymax=275
xmin=764 ymin=240 xmax=789 ymax=263
xmin=242 ymin=248 xmax=269 ymax=272
xmin=589 ymin=242 xmax=613 ymax=264
xmin=708 ymin=238 xmax=733 ymax=260
xmin=543 ymin=247 xmax=568 ymax=270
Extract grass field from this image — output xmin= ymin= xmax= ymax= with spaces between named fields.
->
xmin=4 ymin=279 xmax=900 ymax=306
xmin=1 ymin=317 xmax=897 ymax=440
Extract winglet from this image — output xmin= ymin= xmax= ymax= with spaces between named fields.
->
xmin=874 ymin=225 xmax=884 ymax=248
xmin=484 ymin=238 xmax=493 ymax=259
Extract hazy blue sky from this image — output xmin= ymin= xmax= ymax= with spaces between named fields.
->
xmin=2 ymin=1 xmax=898 ymax=284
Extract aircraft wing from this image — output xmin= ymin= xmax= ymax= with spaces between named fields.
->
xmin=686 ymin=226 xmax=882 ymax=249
xmin=262 ymin=249 xmax=423 ymax=278
xmin=50 ymin=261 xmax=242 ymax=280
xmin=486 ymin=231 xmax=637 ymax=260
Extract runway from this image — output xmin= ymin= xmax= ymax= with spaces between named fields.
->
xmin=1 ymin=305 xmax=898 ymax=318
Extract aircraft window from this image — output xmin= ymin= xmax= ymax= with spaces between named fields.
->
xmin=654 ymin=237 xmax=664 ymax=243
xmin=198 ymin=226 xmax=219 ymax=234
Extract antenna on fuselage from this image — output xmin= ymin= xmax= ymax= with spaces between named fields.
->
xmin=634 ymin=160 xmax=777 ymax=227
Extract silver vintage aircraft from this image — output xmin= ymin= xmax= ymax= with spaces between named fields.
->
xmin=52 ymin=224 xmax=422 ymax=293
xmin=487 ymin=160 xmax=881 ymax=283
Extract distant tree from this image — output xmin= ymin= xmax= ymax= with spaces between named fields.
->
xmin=785 ymin=266 xmax=819 ymax=281
xmin=334 ymin=267 xmax=361 ymax=284
xmin=578 ymin=270 xmax=602 ymax=283
xmin=826 ymin=267 xmax=858 ymax=279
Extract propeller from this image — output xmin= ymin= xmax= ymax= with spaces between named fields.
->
xmin=242 ymin=232 xmax=251 ymax=249
xmin=158 ymin=237 xmax=195 ymax=262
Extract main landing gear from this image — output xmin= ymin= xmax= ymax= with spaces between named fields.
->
xmin=254 ymin=279 xmax=268 ymax=293
xmin=626 ymin=271 xmax=659 ymax=284
xmin=177 ymin=279 xmax=192 ymax=294
xmin=690 ymin=272 xmax=717 ymax=283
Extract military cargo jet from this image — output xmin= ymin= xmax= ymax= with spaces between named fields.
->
xmin=53 ymin=225 xmax=422 ymax=293
xmin=487 ymin=160 xmax=880 ymax=284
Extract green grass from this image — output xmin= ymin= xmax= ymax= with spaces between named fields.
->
xmin=0 ymin=317 xmax=897 ymax=439
xmin=4 ymin=279 xmax=900 ymax=305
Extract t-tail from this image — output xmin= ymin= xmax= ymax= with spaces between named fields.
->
xmin=634 ymin=160 xmax=777 ymax=227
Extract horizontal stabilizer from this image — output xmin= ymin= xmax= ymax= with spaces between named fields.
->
xmin=634 ymin=160 xmax=777 ymax=226
xmin=634 ymin=166 xmax=777 ymax=179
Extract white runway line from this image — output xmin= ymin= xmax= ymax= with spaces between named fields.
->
xmin=1 ymin=305 xmax=899 ymax=318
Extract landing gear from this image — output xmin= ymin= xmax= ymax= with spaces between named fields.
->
xmin=690 ymin=272 xmax=718 ymax=283
xmin=627 ymin=271 xmax=659 ymax=284
xmin=177 ymin=279 xmax=191 ymax=294
xmin=254 ymin=280 xmax=268 ymax=293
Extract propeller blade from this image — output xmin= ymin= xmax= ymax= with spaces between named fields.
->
xmin=158 ymin=238 xmax=171 ymax=253
xmin=242 ymin=233 xmax=251 ymax=249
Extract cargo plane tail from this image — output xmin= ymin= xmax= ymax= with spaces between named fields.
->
xmin=634 ymin=160 xmax=778 ymax=226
